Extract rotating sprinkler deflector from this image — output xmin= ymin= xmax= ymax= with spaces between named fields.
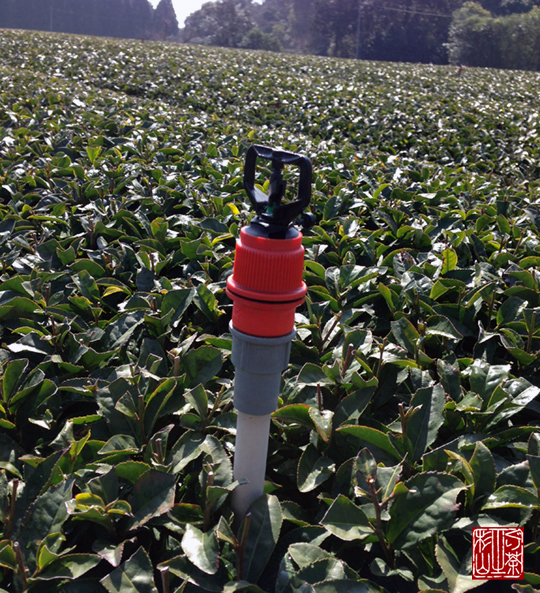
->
xmin=226 ymin=145 xmax=314 ymax=520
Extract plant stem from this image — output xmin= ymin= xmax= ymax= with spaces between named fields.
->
xmin=237 ymin=512 xmax=251 ymax=580
xmin=206 ymin=386 xmax=225 ymax=426
xmin=486 ymin=292 xmax=496 ymax=330
xmin=368 ymin=480 xmax=394 ymax=568
xmin=375 ymin=338 xmax=387 ymax=380
xmin=527 ymin=311 xmax=536 ymax=354
xmin=160 ymin=566 xmax=170 ymax=593
xmin=138 ymin=394 xmax=146 ymax=444
xmin=155 ymin=438 xmax=163 ymax=465
xmin=458 ymin=287 xmax=464 ymax=322
xmin=5 ymin=478 xmax=18 ymax=540
xmin=203 ymin=469 xmax=214 ymax=532
xmin=14 ymin=542 xmax=28 ymax=591
xmin=398 ymin=403 xmax=407 ymax=441
xmin=321 ymin=311 xmax=342 ymax=348
xmin=342 ymin=343 xmax=354 ymax=378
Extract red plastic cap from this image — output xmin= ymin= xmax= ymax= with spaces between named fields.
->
xmin=226 ymin=226 xmax=307 ymax=337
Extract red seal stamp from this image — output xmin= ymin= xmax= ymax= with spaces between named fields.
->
xmin=472 ymin=527 xmax=524 ymax=580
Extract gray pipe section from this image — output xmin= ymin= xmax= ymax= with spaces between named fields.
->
xmin=230 ymin=322 xmax=295 ymax=416
xmin=233 ymin=411 xmax=272 ymax=520
xmin=231 ymin=322 xmax=295 ymax=519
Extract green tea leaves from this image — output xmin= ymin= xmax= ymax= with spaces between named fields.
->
xmin=321 ymin=495 xmax=373 ymax=541
xmin=101 ymin=547 xmax=158 ymax=593
xmin=241 ymin=495 xmax=282 ymax=582
xmin=387 ymin=473 xmax=466 ymax=549
xmin=2 ymin=27 xmax=540 ymax=593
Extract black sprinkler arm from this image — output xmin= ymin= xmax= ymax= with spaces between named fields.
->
xmin=243 ymin=145 xmax=315 ymax=235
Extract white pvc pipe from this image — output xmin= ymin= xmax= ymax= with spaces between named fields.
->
xmin=232 ymin=411 xmax=272 ymax=520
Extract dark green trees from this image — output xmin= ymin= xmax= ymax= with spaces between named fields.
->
xmin=448 ymin=1 xmax=540 ymax=70
xmin=0 ymin=0 xmax=176 ymax=41
xmin=181 ymin=0 xmax=465 ymax=63
xmin=154 ymin=0 xmax=179 ymax=40
xmin=310 ymin=0 xmax=358 ymax=57
xmin=4 ymin=0 xmax=540 ymax=69
xmin=182 ymin=0 xmax=281 ymax=51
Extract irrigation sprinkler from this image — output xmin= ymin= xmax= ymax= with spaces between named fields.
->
xmin=226 ymin=145 xmax=314 ymax=520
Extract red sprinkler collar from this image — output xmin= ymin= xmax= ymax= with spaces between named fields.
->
xmin=226 ymin=226 xmax=307 ymax=336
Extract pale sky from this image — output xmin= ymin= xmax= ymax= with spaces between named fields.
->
xmin=148 ymin=0 xmax=209 ymax=28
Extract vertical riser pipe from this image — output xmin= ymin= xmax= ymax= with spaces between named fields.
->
xmin=226 ymin=145 xmax=312 ymax=520
xmin=229 ymin=324 xmax=294 ymax=518
xmin=232 ymin=411 xmax=271 ymax=519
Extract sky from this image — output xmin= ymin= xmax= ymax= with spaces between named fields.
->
xmin=148 ymin=0 xmax=208 ymax=28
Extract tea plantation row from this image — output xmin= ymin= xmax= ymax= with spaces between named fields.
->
xmin=1 ymin=29 xmax=540 ymax=593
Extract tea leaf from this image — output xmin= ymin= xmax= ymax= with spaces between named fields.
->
xmin=482 ymin=485 xmax=540 ymax=510
xmin=407 ymin=384 xmax=445 ymax=462
xmin=241 ymin=494 xmax=282 ymax=582
xmin=320 ymin=494 xmax=373 ymax=541
xmin=297 ymin=444 xmax=335 ymax=493
xmin=436 ymin=537 xmax=488 ymax=593
xmin=387 ymin=472 xmax=466 ymax=549
xmin=181 ymin=524 xmax=219 ymax=575
xmin=35 ymin=554 xmax=101 ymax=581
xmin=127 ymin=470 xmax=176 ymax=531
xmin=101 ymin=547 xmax=158 ymax=593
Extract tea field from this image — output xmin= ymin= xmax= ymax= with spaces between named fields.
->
xmin=1 ymin=28 xmax=540 ymax=593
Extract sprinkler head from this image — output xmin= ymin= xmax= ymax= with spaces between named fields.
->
xmin=243 ymin=144 xmax=314 ymax=239
xmin=226 ymin=146 xmax=313 ymax=337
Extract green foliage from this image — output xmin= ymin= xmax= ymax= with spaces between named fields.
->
xmin=449 ymin=2 xmax=540 ymax=70
xmin=183 ymin=0 xmax=256 ymax=48
xmin=183 ymin=0 xmax=466 ymax=64
xmin=0 ymin=0 xmax=175 ymax=42
xmin=1 ymin=28 xmax=540 ymax=592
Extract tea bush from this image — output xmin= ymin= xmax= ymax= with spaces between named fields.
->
xmin=1 ymin=28 xmax=540 ymax=593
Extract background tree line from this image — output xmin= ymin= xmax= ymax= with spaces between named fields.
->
xmin=448 ymin=2 xmax=540 ymax=70
xmin=0 ymin=0 xmax=179 ymax=41
xmin=181 ymin=0 xmax=540 ymax=70
xmin=3 ymin=0 xmax=540 ymax=69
